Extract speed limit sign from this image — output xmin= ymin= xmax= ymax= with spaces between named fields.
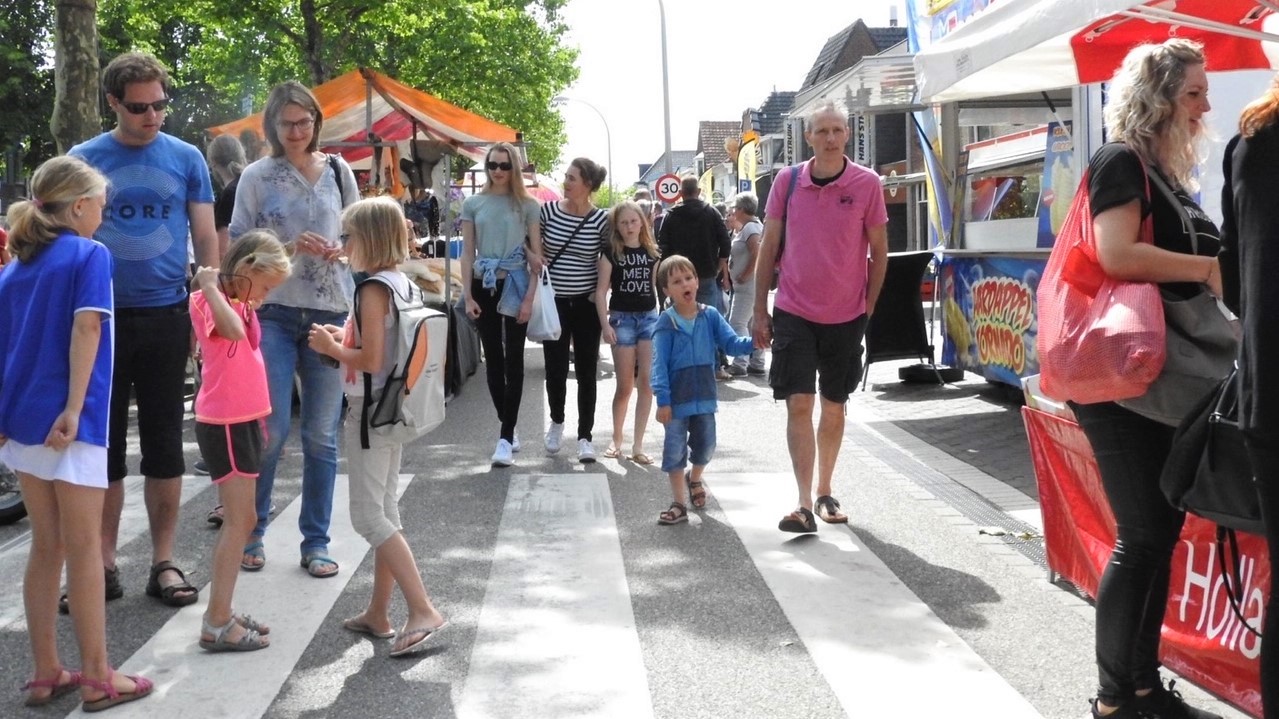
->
xmin=654 ymin=173 xmax=682 ymax=203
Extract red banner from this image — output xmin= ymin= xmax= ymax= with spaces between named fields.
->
xmin=1023 ymin=407 xmax=1267 ymax=717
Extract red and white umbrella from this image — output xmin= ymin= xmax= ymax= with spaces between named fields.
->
xmin=914 ymin=0 xmax=1279 ymax=103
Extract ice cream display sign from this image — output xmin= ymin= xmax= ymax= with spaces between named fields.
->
xmin=1038 ymin=120 xmax=1075 ymax=248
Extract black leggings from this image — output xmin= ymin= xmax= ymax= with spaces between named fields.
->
xmin=542 ymin=294 xmax=601 ymax=440
xmin=472 ymin=278 xmax=528 ymax=443
xmin=1246 ymin=437 xmax=1279 ymax=719
xmin=1073 ymin=400 xmax=1184 ymax=707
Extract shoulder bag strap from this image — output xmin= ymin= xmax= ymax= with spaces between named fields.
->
xmin=328 ymin=155 xmax=347 ymax=203
xmin=546 ymin=207 xmax=594 ymax=270
xmin=1145 ymin=165 xmax=1200 ymax=255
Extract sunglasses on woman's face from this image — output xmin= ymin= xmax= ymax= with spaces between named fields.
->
xmin=120 ymin=99 xmax=171 ymax=114
xmin=486 ymin=161 xmax=513 ymax=171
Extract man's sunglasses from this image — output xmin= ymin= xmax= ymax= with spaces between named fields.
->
xmin=119 ymin=99 xmax=171 ymax=114
xmin=486 ymin=161 xmax=514 ymax=171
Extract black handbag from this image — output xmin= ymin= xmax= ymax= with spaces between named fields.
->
xmin=1160 ymin=366 xmax=1262 ymax=638
xmin=1160 ymin=367 xmax=1260 ymax=533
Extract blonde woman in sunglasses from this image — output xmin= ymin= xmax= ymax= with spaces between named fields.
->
xmin=460 ymin=142 xmax=543 ymax=467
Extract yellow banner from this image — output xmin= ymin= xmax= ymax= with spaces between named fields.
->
xmin=699 ymin=168 xmax=714 ymax=202
xmin=737 ymin=138 xmax=758 ymax=196
xmin=927 ymin=0 xmax=958 ymax=14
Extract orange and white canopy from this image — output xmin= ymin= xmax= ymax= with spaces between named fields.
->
xmin=207 ymin=68 xmax=518 ymax=164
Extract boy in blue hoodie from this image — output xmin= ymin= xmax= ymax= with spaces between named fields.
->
xmin=651 ymin=255 xmax=754 ymax=525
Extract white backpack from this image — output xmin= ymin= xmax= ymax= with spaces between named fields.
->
xmin=354 ymin=272 xmax=448 ymax=449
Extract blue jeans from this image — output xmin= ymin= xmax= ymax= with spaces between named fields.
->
xmin=255 ymin=304 xmax=347 ymax=556
xmin=660 ymin=413 xmax=716 ymax=473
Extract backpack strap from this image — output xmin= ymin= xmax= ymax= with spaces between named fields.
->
xmin=777 ymin=163 xmax=802 ymax=260
xmin=353 ymin=271 xmax=408 ymax=450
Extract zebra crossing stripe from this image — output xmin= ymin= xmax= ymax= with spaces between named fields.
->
xmin=712 ymin=473 xmax=1044 ymax=719
xmin=456 ymin=473 xmax=654 ymax=719
xmin=84 ymin=475 xmax=409 ymax=718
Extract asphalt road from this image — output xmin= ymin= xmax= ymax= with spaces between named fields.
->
xmin=0 ymin=344 xmax=1250 ymax=719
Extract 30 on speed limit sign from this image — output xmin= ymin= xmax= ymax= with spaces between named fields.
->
xmin=654 ymin=173 xmax=682 ymax=203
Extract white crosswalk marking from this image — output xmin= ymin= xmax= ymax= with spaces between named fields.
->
xmin=712 ymin=473 xmax=1044 ymax=718
xmin=74 ymin=475 xmax=410 ymax=719
xmin=0 ymin=475 xmax=207 ymax=631
xmin=456 ymin=474 xmax=654 ymax=719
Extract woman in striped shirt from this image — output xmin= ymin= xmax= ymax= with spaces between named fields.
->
xmin=539 ymin=157 xmax=609 ymax=463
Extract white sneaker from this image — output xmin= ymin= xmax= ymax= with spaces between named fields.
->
xmin=545 ymin=422 xmax=565 ymax=454
xmin=491 ymin=439 xmax=514 ymax=467
xmin=511 ymin=432 xmax=521 ymax=453
xmin=577 ymin=438 xmax=596 ymax=464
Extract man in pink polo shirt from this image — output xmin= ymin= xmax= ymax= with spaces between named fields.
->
xmin=752 ymin=101 xmax=889 ymax=533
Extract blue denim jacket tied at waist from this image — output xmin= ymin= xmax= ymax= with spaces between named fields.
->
xmin=474 ymin=244 xmax=529 ymax=318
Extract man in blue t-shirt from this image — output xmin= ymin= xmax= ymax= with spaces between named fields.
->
xmin=68 ymin=51 xmax=217 ymax=612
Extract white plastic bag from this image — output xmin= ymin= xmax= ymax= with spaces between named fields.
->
xmin=527 ymin=267 xmax=561 ymax=342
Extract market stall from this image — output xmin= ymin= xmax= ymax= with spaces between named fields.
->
xmin=906 ymin=1 xmax=1279 ymax=714
xmin=909 ymin=0 xmax=1279 ymax=389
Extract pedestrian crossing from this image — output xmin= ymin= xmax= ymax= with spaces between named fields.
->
xmin=0 ymin=467 xmax=1053 ymax=719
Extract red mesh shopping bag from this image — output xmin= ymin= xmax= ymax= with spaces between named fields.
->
xmin=1036 ymin=168 xmax=1165 ymax=404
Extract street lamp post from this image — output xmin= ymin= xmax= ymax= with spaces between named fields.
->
xmin=658 ymin=0 xmax=672 ymax=174
xmin=553 ymin=95 xmax=613 ymax=203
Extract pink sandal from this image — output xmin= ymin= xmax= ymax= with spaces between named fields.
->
xmin=79 ymin=670 xmax=153 ymax=713
xmin=22 ymin=667 xmax=81 ymax=707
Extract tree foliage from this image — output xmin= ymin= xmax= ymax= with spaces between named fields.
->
xmin=0 ymin=0 xmax=55 ymax=175
xmin=94 ymin=0 xmax=578 ymax=171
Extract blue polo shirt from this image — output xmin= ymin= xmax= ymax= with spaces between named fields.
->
xmin=0 ymin=232 xmax=114 ymax=446
xmin=70 ymin=131 xmax=213 ymax=308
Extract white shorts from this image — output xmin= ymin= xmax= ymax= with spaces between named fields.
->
xmin=0 ymin=439 xmax=108 ymax=489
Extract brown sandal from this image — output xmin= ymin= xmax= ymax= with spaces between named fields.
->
xmin=685 ymin=472 xmax=708 ymax=509
xmin=658 ymin=502 xmax=688 ymax=525
xmin=778 ymin=506 xmax=817 ymax=534
xmin=815 ymin=495 xmax=849 ymax=524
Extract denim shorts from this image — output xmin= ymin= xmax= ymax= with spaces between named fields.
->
xmin=609 ymin=309 xmax=659 ymax=347
xmin=661 ymin=413 xmax=716 ymax=472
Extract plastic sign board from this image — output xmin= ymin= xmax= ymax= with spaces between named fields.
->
xmin=654 ymin=173 xmax=681 ymax=203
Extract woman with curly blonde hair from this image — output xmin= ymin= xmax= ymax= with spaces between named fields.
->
xmin=1075 ymin=38 xmax=1223 ymax=719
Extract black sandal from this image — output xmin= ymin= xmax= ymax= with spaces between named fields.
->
xmin=658 ymin=502 xmax=688 ymax=525
xmin=685 ymin=471 xmax=708 ymax=509
xmin=59 ymin=565 xmax=123 ymax=615
xmin=778 ymin=506 xmax=817 ymax=534
xmin=145 ymin=560 xmax=199 ymax=607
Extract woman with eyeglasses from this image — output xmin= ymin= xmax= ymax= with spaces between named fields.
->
xmin=228 ymin=80 xmax=358 ymax=579
xmin=539 ymin=157 xmax=609 ymax=464
xmin=460 ymin=142 xmax=543 ymax=467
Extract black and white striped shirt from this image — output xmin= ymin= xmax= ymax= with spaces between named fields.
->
xmin=540 ymin=201 xmax=609 ymax=297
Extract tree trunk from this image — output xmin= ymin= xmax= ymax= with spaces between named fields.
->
xmin=301 ymin=0 xmax=328 ymax=85
xmin=51 ymin=0 xmax=101 ymax=153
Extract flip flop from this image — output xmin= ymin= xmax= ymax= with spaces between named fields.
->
xmin=630 ymin=452 xmax=654 ymax=466
xmin=602 ymin=446 xmax=622 ymax=458
xmin=241 ymin=541 xmax=266 ymax=572
xmin=389 ymin=621 xmax=448 ymax=657
xmin=343 ymin=616 xmax=396 ymax=639
xmin=301 ymin=553 xmax=340 ymax=578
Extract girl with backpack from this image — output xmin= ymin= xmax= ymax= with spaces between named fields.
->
xmin=190 ymin=230 xmax=292 ymax=653
xmin=308 ymin=197 xmax=447 ymax=658
xmin=595 ymin=201 xmax=660 ymax=464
